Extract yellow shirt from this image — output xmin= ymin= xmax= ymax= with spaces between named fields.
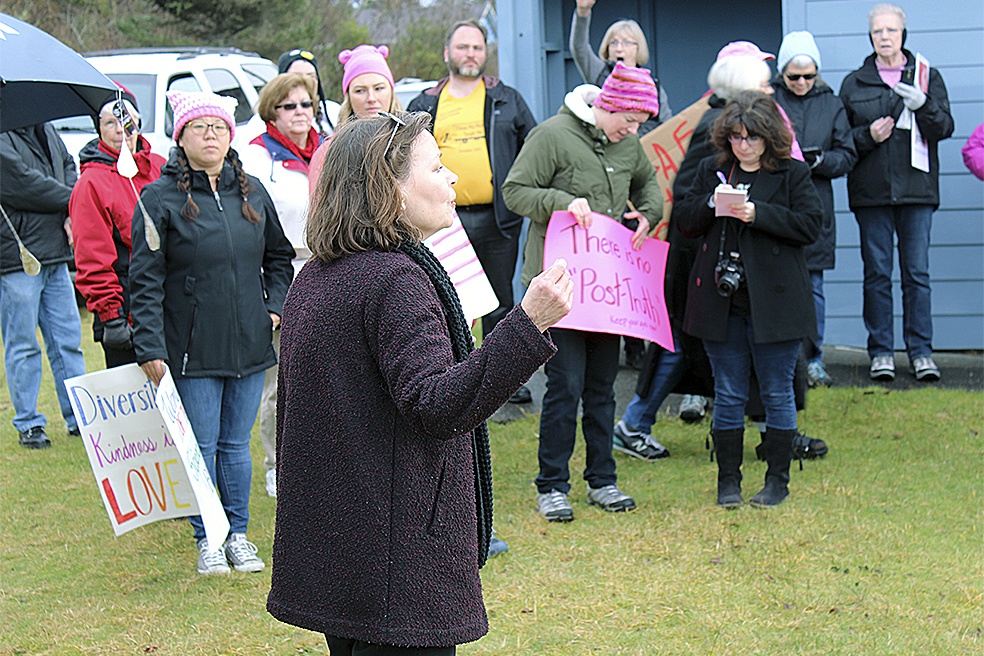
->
xmin=433 ymin=83 xmax=494 ymax=206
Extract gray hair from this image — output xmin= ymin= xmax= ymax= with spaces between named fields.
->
xmin=868 ymin=3 xmax=907 ymax=27
xmin=707 ymin=56 xmax=772 ymax=100
xmin=785 ymin=54 xmax=819 ymax=71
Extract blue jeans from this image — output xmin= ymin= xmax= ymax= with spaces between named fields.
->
xmin=802 ymin=271 xmax=825 ymax=365
xmin=854 ymin=205 xmax=933 ymax=358
xmin=173 ymin=372 xmax=265 ymax=541
xmin=703 ymin=314 xmax=800 ymax=432
xmin=0 ymin=264 xmax=86 ymax=433
xmin=620 ymin=331 xmax=687 ymax=435
xmin=537 ymin=328 xmax=620 ymax=494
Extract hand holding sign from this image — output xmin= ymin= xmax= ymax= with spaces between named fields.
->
xmin=522 ymin=258 xmax=574 ymax=332
xmin=543 ymin=210 xmax=673 ymax=350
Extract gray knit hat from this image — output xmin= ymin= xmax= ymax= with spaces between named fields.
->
xmin=777 ymin=31 xmax=822 ymax=72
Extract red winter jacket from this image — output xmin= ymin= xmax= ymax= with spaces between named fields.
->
xmin=69 ymin=136 xmax=164 ymax=338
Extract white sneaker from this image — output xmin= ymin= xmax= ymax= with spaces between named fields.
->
xmin=197 ymin=538 xmax=231 ymax=575
xmin=224 ymin=533 xmax=265 ymax=573
xmin=265 ymin=468 xmax=277 ymax=498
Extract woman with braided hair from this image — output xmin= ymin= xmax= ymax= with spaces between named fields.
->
xmin=129 ymin=90 xmax=294 ymax=576
xmin=267 ymin=112 xmax=572 ymax=655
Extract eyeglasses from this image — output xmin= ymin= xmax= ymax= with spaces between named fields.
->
xmin=186 ymin=121 xmax=230 ymax=136
xmin=276 ymin=101 xmax=314 ymax=111
xmin=728 ymin=133 xmax=764 ymax=146
xmin=784 ymin=72 xmax=817 ymax=81
xmin=379 ymin=110 xmax=406 ymax=158
xmin=609 ymin=39 xmax=638 ymax=49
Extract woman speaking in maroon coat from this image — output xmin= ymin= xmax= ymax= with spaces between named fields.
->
xmin=267 ymin=111 xmax=573 ymax=655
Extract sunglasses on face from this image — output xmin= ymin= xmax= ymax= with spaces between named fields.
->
xmin=276 ymin=101 xmax=314 ymax=111
xmin=784 ymin=72 xmax=817 ymax=81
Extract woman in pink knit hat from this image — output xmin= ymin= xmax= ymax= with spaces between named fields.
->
xmin=309 ymin=44 xmax=404 ymax=196
xmin=502 ymin=62 xmax=664 ymax=522
xmin=130 ymin=90 xmax=295 ymax=576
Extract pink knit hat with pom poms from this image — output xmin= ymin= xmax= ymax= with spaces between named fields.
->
xmin=338 ymin=45 xmax=395 ymax=95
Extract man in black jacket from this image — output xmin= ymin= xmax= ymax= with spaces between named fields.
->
xmin=0 ymin=122 xmax=87 ymax=449
xmin=408 ymin=19 xmax=537 ymax=405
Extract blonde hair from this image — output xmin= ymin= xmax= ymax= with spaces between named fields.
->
xmin=337 ymin=91 xmax=404 ymax=124
xmin=599 ymin=20 xmax=650 ymax=66
xmin=256 ymin=73 xmax=319 ymax=123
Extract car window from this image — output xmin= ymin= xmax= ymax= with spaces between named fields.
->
xmin=204 ymin=68 xmax=253 ymax=124
xmin=241 ymin=61 xmax=278 ymax=96
xmin=165 ymin=74 xmax=202 ymax=138
xmin=111 ymin=74 xmax=157 ymax=133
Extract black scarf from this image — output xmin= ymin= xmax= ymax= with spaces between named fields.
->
xmin=400 ymin=239 xmax=494 ymax=569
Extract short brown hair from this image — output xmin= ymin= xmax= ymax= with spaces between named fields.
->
xmin=445 ymin=19 xmax=487 ymax=48
xmin=711 ymin=90 xmax=792 ymax=172
xmin=256 ymin=73 xmax=318 ymax=123
xmin=307 ymin=112 xmax=432 ymax=262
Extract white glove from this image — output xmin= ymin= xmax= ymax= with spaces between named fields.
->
xmin=893 ymin=82 xmax=927 ymax=111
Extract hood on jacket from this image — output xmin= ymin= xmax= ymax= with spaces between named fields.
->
xmin=563 ymin=84 xmax=600 ymax=125
xmin=79 ymin=135 xmax=155 ymax=169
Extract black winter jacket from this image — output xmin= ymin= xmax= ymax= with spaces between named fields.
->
xmin=840 ymin=51 xmax=953 ymax=210
xmin=129 ymin=151 xmax=294 ymax=378
xmin=773 ymin=80 xmax=857 ymax=271
xmin=407 ymin=77 xmax=536 ymax=235
xmin=0 ymin=124 xmax=77 ymax=274
xmin=677 ymin=155 xmax=823 ymax=344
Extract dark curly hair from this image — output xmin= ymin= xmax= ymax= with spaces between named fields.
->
xmin=711 ymin=90 xmax=793 ymax=172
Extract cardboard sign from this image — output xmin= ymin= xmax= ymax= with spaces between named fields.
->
xmin=640 ymin=96 xmax=711 ymax=240
xmin=543 ymin=210 xmax=673 ymax=351
xmin=66 ymin=364 xmax=229 ymax=546
xmin=425 ymin=214 xmax=499 ymax=323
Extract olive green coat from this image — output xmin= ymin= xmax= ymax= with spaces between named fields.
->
xmin=502 ymin=90 xmax=662 ymax=285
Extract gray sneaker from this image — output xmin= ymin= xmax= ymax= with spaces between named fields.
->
xmin=586 ymin=484 xmax=637 ymax=512
xmin=869 ymin=354 xmax=895 ymax=381
xmin=535 ymin=490 xmax=574 ymax=522
xmin=911 ymin=356 xmax=941 ymax=382
xmin=679 ymin=395 xmax=708 ymax=423
xmin=197 ymin=538 xmax=231 ymax=575
xmin=613 ymin=421 xmax=670 ymax=460
xmin=224 ymin=533 xmax=265 ymax=572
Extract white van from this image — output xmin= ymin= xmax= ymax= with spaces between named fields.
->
xmin=54 ymin=47 xmax=339 ymax=162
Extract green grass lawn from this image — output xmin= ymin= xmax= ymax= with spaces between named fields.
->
xmin=1 ymin=312 xmax=981 ymax=655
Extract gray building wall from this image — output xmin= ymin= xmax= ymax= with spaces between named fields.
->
xmin=497 ymin=0 xmax=984 ymax=349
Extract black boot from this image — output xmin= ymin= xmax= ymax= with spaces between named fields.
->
xmin=712 ymin=428 xmax=744 ymax=508
xmin=750 ymin=428 xmax=794 ymax=508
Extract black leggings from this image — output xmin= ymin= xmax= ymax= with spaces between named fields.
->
xmin=325 ymin=635 xmax=455 ymax=656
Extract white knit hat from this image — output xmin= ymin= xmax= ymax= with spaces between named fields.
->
xmin=777 ymin=31 xmax=822 ymax=73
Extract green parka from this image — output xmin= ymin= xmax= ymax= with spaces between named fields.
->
xmin=501 ymin=85 xmax=662 ymax=285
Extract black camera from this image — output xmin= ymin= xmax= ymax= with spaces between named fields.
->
xmin=714 ymin=251 xmax=744 ymax=297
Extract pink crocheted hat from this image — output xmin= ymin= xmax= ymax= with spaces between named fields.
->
xmin=717 ymin=41 xmax=776 ymax=61
xmin=166 ymin=90 xmax=238 ymax=141
xmin=593 ymin=61 xmax=660 ymax=117
xmin=338 ymin=44 xmax=395 ymax=95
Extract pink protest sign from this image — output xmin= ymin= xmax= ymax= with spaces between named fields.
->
xmin=543 ymin=210 xmax=674 ymax=351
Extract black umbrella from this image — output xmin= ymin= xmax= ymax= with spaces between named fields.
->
xmin=0 ymin=12 xmax=117 ymax=132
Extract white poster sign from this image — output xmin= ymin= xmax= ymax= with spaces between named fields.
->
xmin=65 ymin=364 xmax=229 ymax=547
xmin=425 ymin=214 xmax=499 ymax=324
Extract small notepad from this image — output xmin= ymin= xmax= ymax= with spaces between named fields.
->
xmin=714 ymin=185 xmax=748 ymax=217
